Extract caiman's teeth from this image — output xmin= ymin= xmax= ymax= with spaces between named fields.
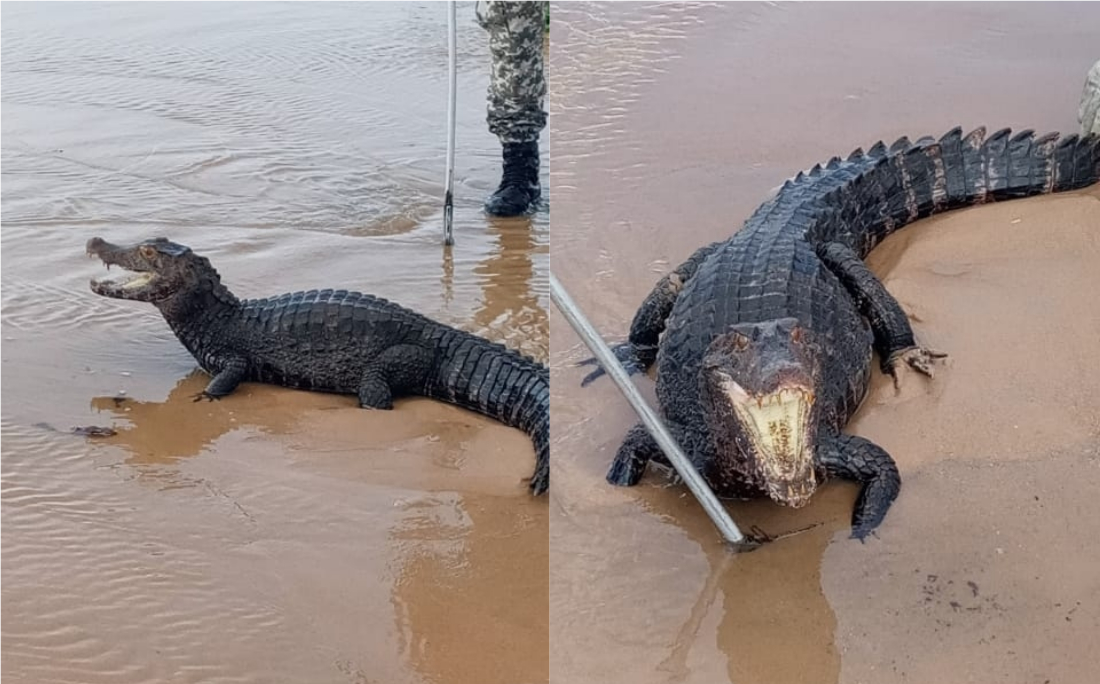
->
xmin=123 ymin=273 xmax=153 ymax=289
xmin=91 ymin=270 xmax=153 ymax=290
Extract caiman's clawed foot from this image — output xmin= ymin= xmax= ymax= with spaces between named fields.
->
xmin=192 ymin=391 xmax=221 ymax=402
xmin=885 ymin=346 xmax=947 ymax=387
xmin=578 ymin=342 xmax=653 ymax=387
xmin=606 ymin=423 xmax=661 ymax=486
xmin=607 ymin=451 xmax=648 ymax=486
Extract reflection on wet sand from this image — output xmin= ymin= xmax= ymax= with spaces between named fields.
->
xmin=392 ymin=206 xmax=551 ymax=683
xmin=473 ymin=216 xmax=549 ymax=360
xmin=549 ymin=460 xmax=853 ymax=684
xmin=7 ymin=357 xmax=547 ymax=683
xmin=635 ymin=489 xmax=849 ymax=684
xmin=392 ymin=491 xmax=550 ymax=684
xmin=90 ymin=372 xmax=242 ymax=467
xmin=659 ymin=493 xmax=847 ymax=684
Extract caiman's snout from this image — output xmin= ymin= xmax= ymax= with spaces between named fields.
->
xmin=766 ymin=470 xmax=817 ymax=508
xmin=87 ymin=237 xmax=110 ymax=264
xmin=87 ymin=237 xmax=131 ymax=269
xmin=86 ymin=236 xmax=108 ymax=255
xmin=86 ymin=236 xmax=121 ymax=259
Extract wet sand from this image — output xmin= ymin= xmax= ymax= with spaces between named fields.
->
xmin=2 ymin=3 xmax=547 ymax=683
xmin=549 ymin=3 xmax=1099 ymax=684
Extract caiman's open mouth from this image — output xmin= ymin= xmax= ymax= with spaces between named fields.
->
xmin=89 ymin=269 xmax=158 ymax=297
xmin=86 ymin=237 xmax=161 ymax=300
xmin=722 ymin=377 xmax=818 ymax=507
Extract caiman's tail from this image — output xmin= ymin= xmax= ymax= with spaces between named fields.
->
xmin=425 ymin=330 xmax=549 ymax=494
xmin=777 ymin=127 xmax=1100 ymax=257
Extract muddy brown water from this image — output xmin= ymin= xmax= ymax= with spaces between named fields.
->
xmin=550 ymin=3 xmax=1099 ymax=684
xmin=2 ymin=3 xmax=547 ymax=683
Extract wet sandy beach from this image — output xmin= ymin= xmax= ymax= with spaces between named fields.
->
xmin=549 ymin=3 xmax=1099 ymax=684
xmin=2 ymin=3 xmax=547 ymax=683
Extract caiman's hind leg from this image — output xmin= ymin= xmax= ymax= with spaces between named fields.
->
xmin=817 ymin=242 xmax=946 ymax=385
xmin=607 ymin=423 xmax=664 ymax=486
xmin=817 ymin=433 xmax=901 ymax=540
xmin=580 ymin=241 xmax=723 ymax=386
xmin=357 ymin=345 xmax=432 ymax=410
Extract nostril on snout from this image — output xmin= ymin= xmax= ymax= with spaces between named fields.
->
xmin=86 ymin=237 xmax=106 ymax=255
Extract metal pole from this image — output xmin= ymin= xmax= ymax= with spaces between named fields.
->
xmin=443 ymin=1 xmax=458 ymax=246
xmin=550 ymin=273 xmax=758 ymax=550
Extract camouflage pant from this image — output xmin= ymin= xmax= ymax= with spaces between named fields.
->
xmin=476 ymin=1 xmax=548 ymax=144
xmin=1081 ymin=60 xmax=1100 ymax=137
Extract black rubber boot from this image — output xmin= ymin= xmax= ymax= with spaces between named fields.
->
xmin=485 ymin=140 xmax=541 ymax=216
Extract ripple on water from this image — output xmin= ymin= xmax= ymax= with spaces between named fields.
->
xmin=1 ymin=421 xmax=280 ymax=684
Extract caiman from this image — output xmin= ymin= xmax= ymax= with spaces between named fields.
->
xmin=87 ymin=237 xmax=549 ymax=495
xmin=582 ymin=127 xmax=1099 ymax=538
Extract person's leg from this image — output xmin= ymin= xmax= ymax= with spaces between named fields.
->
xmin=477 ymin=1 xmax=547 ymax=216
xmin=1080 ymin=60 xmax=1100 ymax=137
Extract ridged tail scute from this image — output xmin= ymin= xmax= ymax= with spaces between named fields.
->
xmin=427 ymin=330 xmax=550 ymax=494
xmin=805 ymin=127 xmax=1100 ymax=256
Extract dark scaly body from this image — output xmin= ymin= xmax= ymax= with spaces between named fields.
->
xmin=588 ymin=127 xmax=1100 ymax=536
xmin=88 ymin=239 xmax=549 ymax=494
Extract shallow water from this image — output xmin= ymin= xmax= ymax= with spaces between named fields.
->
xmin=2 ymin=3 xmax=547 ymax=683
xmin=549 ymin=3 xmax=1099 ymax=684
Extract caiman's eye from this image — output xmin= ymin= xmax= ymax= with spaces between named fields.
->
xmin=139 ymin=245 xmax=157 ymax=259
xmin=790 ymin=326 xmax=803 ymax=343
xmin=733 ymin=332 xmax=750 ymax=351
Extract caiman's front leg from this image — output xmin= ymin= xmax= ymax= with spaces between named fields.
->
xmin=817 ymin=242 xmax=946 ymax=385
xmin=606 ymin=423 xmax=665 ymax=485
xmin=580 ymin=241 xmax=723 ymax=386
xmin=816 ymin=432 xmax=901 ymax=540
xmin=194 ymin=357 xmax=248 ymax=401
xmin=357 ymin=345 xmax=432 ymax=410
